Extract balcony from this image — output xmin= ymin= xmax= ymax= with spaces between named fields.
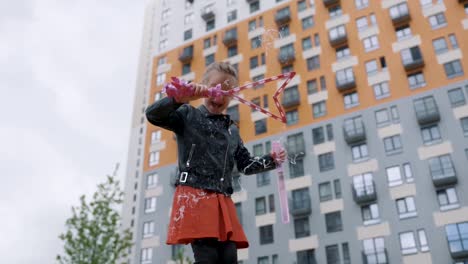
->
xmin=450 ymin=248 xmax=468 ymax=260
xmin=323 ymin=0 xmax=340 ymax=8
xmin=432 ymin=172 xmax=458 ymax=188
xmin=223 ymin=28 xmax=238 ymax=47
xmin=343 ymin=118 xmax=366 ymax=145
xmin=362 ymin=249 xmax=388 ymax=264
xmin=290 ymin=197 xmax=312 ymax=216
xmin=401 ymin=46 xmax=425 ymax=72
xmin=335 ymin=70 xmax=356 ymax=93
xmin=275 ymin=7 xmax=291 ymax=26
xmin=278 ymin=49 xmax=296 ymax=65
xmin=352 ymin=182 xmax=377 ymax=205
xmin=201 ymin=5 xmax=215 ymax=21
xmin=328 ymin=26 xmax=348 ymax=48
xmin=282 ymin=86 xmax=300 ymax=108
xmin=390 ymin=4 xmax=411 ymax=26
xmin=178 ymin=46 xmax=194 ymax=63
xmin=414 ymin=97 xmax=440 ymax=126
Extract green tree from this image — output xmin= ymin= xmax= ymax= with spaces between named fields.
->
xmin=174 ymin=246 xmax=193 ymax=264
xmin=57 ymin=164 xmax=132 ymax=264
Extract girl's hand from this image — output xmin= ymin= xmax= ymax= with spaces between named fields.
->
xmin=271 ymin=148 xmax=287 ymax=165
xmin=175 ymin=83 xmax=208 ymax=103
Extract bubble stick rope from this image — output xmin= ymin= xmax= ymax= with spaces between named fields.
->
xmin=272 ymin=140 xmax=290 ymax=224
xmin=163 ymin=72 xmax=297 ymax=123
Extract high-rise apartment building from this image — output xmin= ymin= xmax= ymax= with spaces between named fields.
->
xmin=122 ymin=0 xmax=468 ymax=263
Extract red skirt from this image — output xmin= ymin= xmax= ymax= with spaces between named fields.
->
xmin=166 ymin=185 xmax=249 ymax=249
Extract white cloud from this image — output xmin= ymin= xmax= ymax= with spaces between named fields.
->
xmin=0 ymin=0 xmax=145 ymax=262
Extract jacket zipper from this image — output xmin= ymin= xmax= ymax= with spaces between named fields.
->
xmin=221 ymin=141 xmax=229 ymax=181
xmin=186 ymin=143 xmax=196 ymax=168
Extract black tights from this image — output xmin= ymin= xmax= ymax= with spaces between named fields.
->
xmin=190 ymin=239 xmax=238 ymax=264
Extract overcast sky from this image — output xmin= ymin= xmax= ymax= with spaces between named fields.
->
xmin=0 ymin=0 xmax=145 ymax=262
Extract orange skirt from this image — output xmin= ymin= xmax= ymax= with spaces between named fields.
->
xmin=166 ymin=185 xmax=249 ymax=249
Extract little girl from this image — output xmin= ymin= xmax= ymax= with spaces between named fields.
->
xmin=146 ymin=62 xmax=286 ymax=263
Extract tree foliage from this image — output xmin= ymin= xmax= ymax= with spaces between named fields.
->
xmin=57 ymin=164 xmax=132 ymax=264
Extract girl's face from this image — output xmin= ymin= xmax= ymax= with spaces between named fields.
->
xmin=203 ymin=70 xmax=236 ymax=115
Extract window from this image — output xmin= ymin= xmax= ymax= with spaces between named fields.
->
xmin=157 ymin=56 xmax=166 ymax=66
xmin=365 ymin=60 xmax=378 ymax=76
xmin=143 ymin=221 xmax=155 ymax=238
xmin=314 ymin=33 xmax=321 ymax=46
xmin=362 ymin=203 xmax=380 ymax=225
xmin=286 ymin=110 xmax=299 ymax=125
xmin=429 ymin=13 xmax=447 ymax=29
xmin=387 ymin=165 xmax=406 ymax=186
xmin=302 ymin=37 xmax=312 ymax=50
xmin=227 ymin=45 xmax=238 ymax=57
xmin=326 ymin=244 xmax=340 ymax=264
xmin=356 ymin=17 xmax=368 ymax=31
xmin=183 ymin=29 xmax=192 ymax=40
xmin=144 ymin=197 xmax=157 ymax=213
xmin=432 ymin=37 xmax=448 ymax=54
xmin=418 ymin=229 xmax=430 ymax=252
xmin=396 ymin=196 xmax=417 ymax=219
xmin=203 ymin=38 xmax=211 ymax=49
xmin=297 ymin=249 xmax=316 ymax=264
xmin=391 ymin=106 xmax=400 ymax=121
xmin=259 ymin=225 xmax=274 ymax=244
xmin=344 ymin=92 xmax=359 ymax=108
xmin=351 ymin=143 xmax=368 ymax=161
xmin=320 ymin=76 xmax=327 ymax=90
xmin=156 ymin=73 xmax=166 ymax=86
xmin=205 ymin=54 xmax=215 ymax=66
xmin=283 ymin=85 xmax=300 ymax=107
xmin=149 ymin=151 xmax=160 ymax=166
xmin=159 ymin=39 xmax=168 ymax=51
xmin=302 ymin=16 xmax=314 ymax=30
xmin=312 ymin=127 xmax=325 ymax=145
xmin=444 ymin=60 xmax=464 ymax=79
xmin=342 ymin=243 xmax=351 ymax=264
xmin=307 ymin=79 xmax=318 ymax=94
xmin=399 ymin=231 xmax=417 ymax=255
xmin=334 ymin=179 xmax=342 ymax=199
xmin=319 ymin=182 xmax=332 ymax=202
xmin=429 ymin=154 xmax=456 ymax=180
xmin=280 ymin=24 xmax=290 ymax=37
xmin=325 ymin=211 xmax=343 ymax=233
xmin=353 ymin=173 xmax=374 ymax=196
xmin=363 ymin=237 xmax=387 ymax=264
xmin=329 ymin=6 xmax=342 ymax=18
xmin=319 ymin=152 xmax=334 ymax=172
xmin=289 ymin=158 xmax=305 ymax=178
xmin=256 ymin=197 xmax=266 ymax=215
xmin=250 ymin=56 xmax=259 ymax=69
xmin=448 ymin=88 xmax=466 ymax=107
xmin=396 ymin=25 xmax=412 ymax=40
xmin=185 ymin=0 xmax=193 ymax=9
xmin=445 ymin=222 xmax=468 ymax=255
xmin=298 ymin=0 xmax=307 ymax=11
xmin=182 ymin=63 xmax=191 ymax=75
xmin=462 ymin=117 xmax=468 ymax=136
xmin=251 ymin=36 xmax=262 ymax=49
xmin=408 ymin=72 xmax=426 ymax=89
xmin=421 ymin=125 xmax=441 ymax=145
xmin=401 ymin=46 xmax=423 ymax=66
xmin=160 ymin=24 xmax=169 ymax=36
xmin=249 ymin=1 xmax=260 ymax=13
xmin=313 ymin=101 xmax=327 ymax=118
xmin=268 ymin=194 xmax=275 ymax=212
xmin=375 ymin=109 xmax=390 ymax=126
xmin=161 ymin=8 xmax=171 ymax=20
xmin=141 ymin=248 xmax=153 ymax=264
xmin=227 ymin=0 xmax=236 ymax=6
xmin=355 ymin=0 xmax=369 ymax=9
xmin=336 ymin=46 xmax=350 ymax=60
xmin=307 ymin=55 xmax=320 ymax=71
xmin=258 ymin=256 xmax=269 ymax=264
xmin=373 ymin=82 xmax=390 ymax=99
xmin=257 ymin=172 xmax=270 ymax=187
xmin=184 ymin=13 xmax=194 ymax=25
xmin=336 ymin=67 xmax=355 ymax=86
xmin=437 ymin=187 xmax=459 ymax=211
xmin=206 ymin=19 xmax=215 ymax=31
xmin=294 ymin=217 xmax=310 ymax=238
xmin=383 ymin=135 xmax=402 ymax=155
xmin=227 ymin=10 xmax=237 ymax=22
xmin=449 ymin=34 xmax=459 ymax=49
xmin=255 ymin=119 xmax=267 ymax=135
xmin=363 ymin=35 xmax=379 ymax=52
xmin=146 ymin=173 xmax=158 ymax=188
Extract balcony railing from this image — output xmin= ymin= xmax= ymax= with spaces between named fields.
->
xmin=352 ymin=182 xmax=377 ymax=205
xmin=201 ymin=5 xmax=215 ymax=21
xmin=223 ymin=29 xmax=238 ymax=47
xmin=278 ymin=50 xmax=296 ymax=65
xmin=362 ymin=249 xmax=388 ymax=264
xmin=323 ymin=0 xmax=340 ymax=8
xmin=329 ymin=27 xmax=348 ymax=47
xmin=414 ymin=100 xmax=440 ymax=126
xmin=275 ymin=7 xmax=291 ymax=26
xmin=390 ymin=4 xmax=411 ymax=26
xmin=335 ymin=71 xmax=356 ymax=92
xmin=432 ymin=170 xmax=458 ymax=188
xmin=290 ymin=197 xmax=312 ymax=216
xmin=178 ymin=46 xmax=194 ymax=63
xmin=343 ymin=119 xmax=366 ymax=145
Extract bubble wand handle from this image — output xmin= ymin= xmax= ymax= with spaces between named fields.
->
xmin=272 ymin=140 xmax=290 ymax=224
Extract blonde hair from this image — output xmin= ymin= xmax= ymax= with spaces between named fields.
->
xmin=202 ymin=62 xmax=238 ymax=87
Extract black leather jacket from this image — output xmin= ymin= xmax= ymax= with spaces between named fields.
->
xmin=146 ymin=97 xmax=277 ymax=195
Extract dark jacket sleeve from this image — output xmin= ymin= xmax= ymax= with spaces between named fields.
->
xmin=235 ymin=138 xmax=277 ymax=175
xmin=145 ymin=97 xmax=188 ymax=133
